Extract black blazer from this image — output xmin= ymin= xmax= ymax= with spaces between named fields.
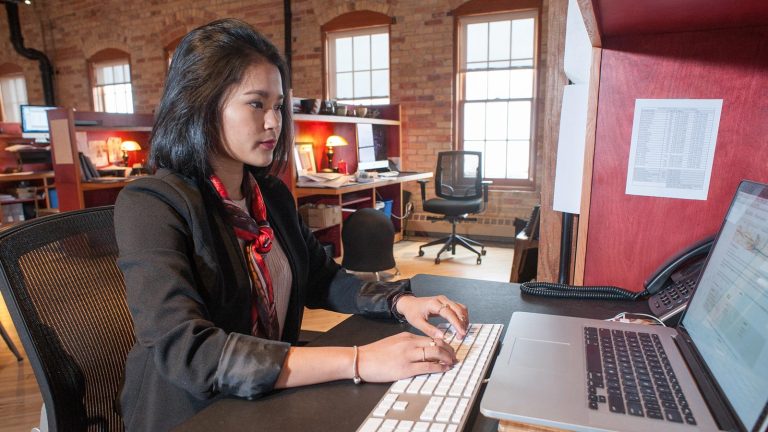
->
xmin=115 ymin=169 xmax=406 ymax=431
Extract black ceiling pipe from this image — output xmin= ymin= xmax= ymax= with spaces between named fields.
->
xmin=4 ymin=1 xmax=55 ymax=105
xmin=283 ymin=0 xmax=292 ymax=79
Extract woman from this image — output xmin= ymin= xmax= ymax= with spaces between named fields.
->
xmin=115 ymin=19 xmax=469 ymax=431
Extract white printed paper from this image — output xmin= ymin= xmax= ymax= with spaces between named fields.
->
xmin=553 ymin=84 xmax=589 ymax=214
xmin=626 ymin=99 xmax=722 ymax=200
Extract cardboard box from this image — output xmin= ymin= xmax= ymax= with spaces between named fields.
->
xmin=299 ymin=204 xmax=342 ymax=229
xmin=15 ymin=186 xmax=36 ymax=199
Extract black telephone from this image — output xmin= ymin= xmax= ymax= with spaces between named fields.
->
xmin=519 ymin=234 xmax=715 ymax=323
xmin=645 ymin=235 xmax=714 ymax=324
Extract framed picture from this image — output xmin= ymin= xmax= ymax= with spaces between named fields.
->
xmin=294 ymin=143 xmax=316 ymax=174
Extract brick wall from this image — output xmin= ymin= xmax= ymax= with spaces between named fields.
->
xmin=0 ymin=0 xmax=546 ymax=239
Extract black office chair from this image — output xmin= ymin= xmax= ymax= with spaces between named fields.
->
xmin=1 ymin=321 xmax=23 ymax=361
xmin=510 ymin=205 xmax=540 ymax=283
xmin=342 ymin=207 xmax=397 ymax=280
xmin=417 ymin=151 xmax=491 ymax=264
xmin=0 ymin=206 xmax=134 ymax=432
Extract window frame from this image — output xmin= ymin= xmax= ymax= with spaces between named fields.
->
xmin=325 ymin=25 xmax=391 ymax=105
xmin=88 ymin=49 xmax=134 ymax=114
xmin=455 ymin=7 xmax=540 ymax=190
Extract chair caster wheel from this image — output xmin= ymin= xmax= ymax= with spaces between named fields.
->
xmin=481 ymin=249 xmax=486 ymax=256
xmin=476 ymin=258 xmax=482 ymax=264
xmin=435 ymin=258 xmax=441 ymax=264
xmin=418 ymin=250 xmax=424 ymax=257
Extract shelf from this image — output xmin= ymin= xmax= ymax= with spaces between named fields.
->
xmin=342 ymin=197 xmax=372 ymax=206
xmin=0 ymin=197 xmax=42 ymax=205
xmin=81 ymin=179 xmax=135 ymax=190
xmin=74 ymin=126 xmax=153 ymax=132
xmin=294 ymin=113 xmax=400 ymax=126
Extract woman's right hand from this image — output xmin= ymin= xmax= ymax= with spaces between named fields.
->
xmin=357 ymin=332 xmax=458 ymax=383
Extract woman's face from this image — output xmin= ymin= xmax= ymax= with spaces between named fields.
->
xmin=215 ymin=62 xmax=284 ymax=170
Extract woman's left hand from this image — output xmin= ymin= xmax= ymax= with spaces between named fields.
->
xmin=395 ymin=295 xmax=469 ymax=339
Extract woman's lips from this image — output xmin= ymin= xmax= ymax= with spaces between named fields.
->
xmin=259 ymin=139 xmax=276 ymax=150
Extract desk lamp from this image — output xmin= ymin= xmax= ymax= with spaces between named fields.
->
xmin=120 ymin=140 xmax=141 ymax=166
xmin=322 ymin=135 xmax=348 ymax=173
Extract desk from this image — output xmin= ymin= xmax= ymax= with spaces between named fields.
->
xmin=178 ymin=274 xmax=651 ymax=432
xmin=295 ymin=172 xmax=432 ymax=256
xmin=0 ymin=171 xmax=55 ymax=224
xmin=294 ymin=172 xmax=432 ymax=198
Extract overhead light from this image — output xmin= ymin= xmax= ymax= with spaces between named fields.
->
xmin=24 ymin=0 xmax=32 ymax=4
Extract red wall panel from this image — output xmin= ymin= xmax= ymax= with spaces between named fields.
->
xmin=584 ymin=26 xmax=768 ymax=291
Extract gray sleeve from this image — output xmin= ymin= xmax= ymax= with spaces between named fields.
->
xmin=214 ymin=333 xmax=290 ymax=398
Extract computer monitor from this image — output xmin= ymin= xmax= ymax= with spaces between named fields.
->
xmin=356 ymin=123 xmax=389 ymax=171
xmin=20 ymin=105 xmax=56 ymax=143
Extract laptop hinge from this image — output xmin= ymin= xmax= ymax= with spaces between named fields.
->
xmin=673 ymin=332 xmax=742 ymax=431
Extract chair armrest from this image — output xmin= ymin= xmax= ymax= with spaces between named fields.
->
xmin=481 ymin=180 xmax=492 ymax=212
xmin=481 ymin=180 xmax=492 ymax=202
xmin=417 ymin=179 xmax=430 ymax=203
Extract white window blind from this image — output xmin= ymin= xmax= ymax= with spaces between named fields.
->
xmin=0 ymin=74 xmax=28 ymax=123
xmin=92 ymin=61 xmax=134 ymax=113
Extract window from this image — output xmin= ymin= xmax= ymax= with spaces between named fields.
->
xmin=165 ymin=37 xmax=183 ymax=70
xmin=0 ymin=73 xmax=28 ymax=123
xmin=327 ymin=26 xmax=390 ymax=105
xmin=90 ymin=50 xmax=134 ymax=113
xmin=458 ymin=11 xmax=537 ymax=186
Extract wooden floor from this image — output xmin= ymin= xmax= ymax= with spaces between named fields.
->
xmin=0 ymin=239 xmax=513 ymax=431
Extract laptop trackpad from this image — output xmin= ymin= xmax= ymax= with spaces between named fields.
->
xmin=508 ymin=338 xmax=570 ymax=370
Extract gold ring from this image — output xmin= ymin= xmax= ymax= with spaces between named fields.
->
xmin=429 ymin=339 xmax=437 ymax=347
xmin=422 ymin=347 xmax=427 ymax=362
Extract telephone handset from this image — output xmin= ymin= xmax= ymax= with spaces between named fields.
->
xmin=645 ymin=235 xmax=714 ymax=324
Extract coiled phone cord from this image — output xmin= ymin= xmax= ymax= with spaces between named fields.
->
xmin=519 ymin=281 xmax=649 ymax=301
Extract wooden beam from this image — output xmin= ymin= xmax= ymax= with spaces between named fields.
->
xmin=577 ymin=0 xmax=602 ymax=47
xmin=573 ymin=46 xmax=602 ymax=285
xmin=538 ymin=0 xmax=569 ymax=282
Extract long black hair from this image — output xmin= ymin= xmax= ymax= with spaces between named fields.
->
xmin=149 ymin=18 xmax=293 ymax=180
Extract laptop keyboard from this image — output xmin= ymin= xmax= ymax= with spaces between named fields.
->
xmin=584 ymin=327 xmax=697 ymax=425
xmin=357 ymin=323 xmax=502 ymax=432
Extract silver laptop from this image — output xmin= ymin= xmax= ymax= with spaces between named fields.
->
xmin=481 ymin=180 xmax=768 ymax=432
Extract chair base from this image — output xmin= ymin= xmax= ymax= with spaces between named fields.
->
xmin=0 ymin=322 xmax=23 ymax=362
xmin=418 ymin=229 xmax=486 ymax=265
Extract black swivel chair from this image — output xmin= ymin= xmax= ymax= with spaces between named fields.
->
xmin=0 ymin=206 xmax=134 ymax=431
xmin=342 ymin=207 xmax=397 ymax=280
xmin=417 ymin=151 xmax=491 ymax=264
xmin=510 ymin=205 xmax=540 ymax=283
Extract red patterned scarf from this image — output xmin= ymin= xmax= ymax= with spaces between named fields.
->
xmin=210 ymin=173 xmax=280 ymax=340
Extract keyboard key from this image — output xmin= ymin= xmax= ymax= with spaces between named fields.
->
xmin=359 ymin=418 xmax=383 ymax=432
xmin=665 ymin=409 xmax=684 ymax=423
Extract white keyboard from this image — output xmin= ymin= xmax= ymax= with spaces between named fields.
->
xmin=357 ymin=323 xmax=503 ymax=432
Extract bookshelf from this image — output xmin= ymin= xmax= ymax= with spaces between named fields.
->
xmin=292 ymin=104 xmax=430 ymax=257
xmin=47 ymin=108 xmax=153 ymax=211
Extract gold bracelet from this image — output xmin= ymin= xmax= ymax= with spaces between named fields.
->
xmin=352 ymin=345 xmax=362 ymax=384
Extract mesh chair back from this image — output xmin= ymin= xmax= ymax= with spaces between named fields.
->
xmin=0 ymin=207 xmax=134 ymax=432
xmin=434 ymin=151 xmax=483 ymax=200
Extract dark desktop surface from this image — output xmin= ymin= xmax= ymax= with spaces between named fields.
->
xmin=177 ymin=274 xmax=651 ymax=432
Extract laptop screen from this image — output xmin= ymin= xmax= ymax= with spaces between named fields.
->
xmin=682 ymin=181 xmax=768 ymax=430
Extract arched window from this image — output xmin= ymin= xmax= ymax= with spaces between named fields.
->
xmin=455 ymin=0 xmax=541 ymax=188
xmin=323 ymin=11 xmax=391 ymax=105
xmin=0 ymin=64 xmax=28 ymax=123
xmin=88 ymin=48 xmax=134 ymax=113
xmin=164 ymin=36 xmax=183 ymax=70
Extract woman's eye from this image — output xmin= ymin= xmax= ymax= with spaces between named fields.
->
xmin=250 ymin=101 xmax=264 ymax=109
xmin=274 ymin=104 xmax=284 ymax=111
